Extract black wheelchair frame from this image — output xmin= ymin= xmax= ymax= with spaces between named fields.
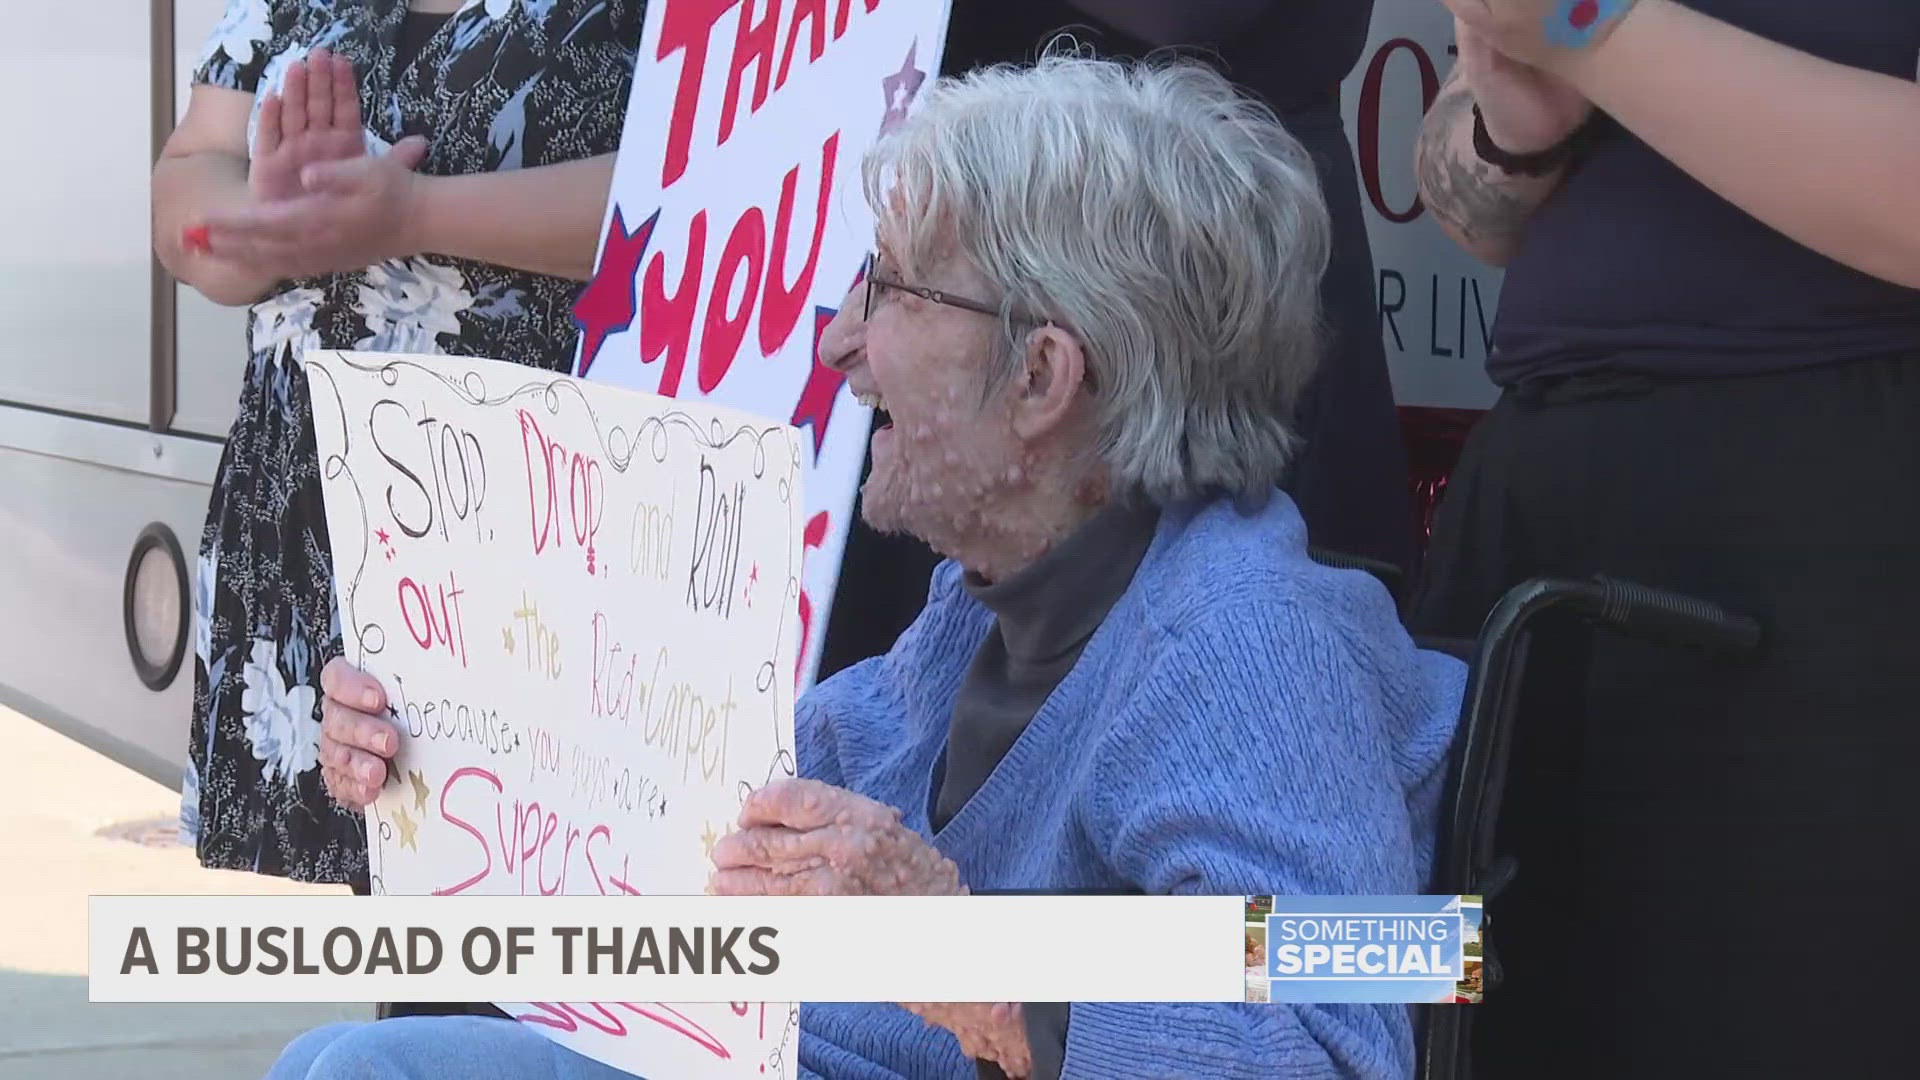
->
xmin=1302 ymin=550 xmax=1763 ymax=1080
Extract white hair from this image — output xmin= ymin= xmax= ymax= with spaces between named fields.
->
xmin=863 ymin=53 xmax=1332 ymax=505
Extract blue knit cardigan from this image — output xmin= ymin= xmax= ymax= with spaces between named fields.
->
xmin=796 ymin=494 xmax=1465 ymax=1079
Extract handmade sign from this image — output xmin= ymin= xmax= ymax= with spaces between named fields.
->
xmin=306 ymin=350 xmax=803 ymax=1079
xmin=572 ymin=0 xmax=954 ymax=689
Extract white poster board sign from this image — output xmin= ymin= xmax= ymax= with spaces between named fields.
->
xmin=307 ymin=350 xmax=803 ymax=1078
xmin=571 ymin=0 xmax=954 ymax=689
xmin=1340 ymin=3 xmax=1503 ymax=410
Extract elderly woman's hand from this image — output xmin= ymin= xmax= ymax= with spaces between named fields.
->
xmin=707 ymin=778 xmax=963 ymax=896
xmin=1441 ymin=0 xmax=1643 ymax=70
xmin=901 ymin=1003 xmax=1033 ymax=1077
xmin=709 ymin=782 xmax=1033 ymax=1071
xmin=317 ymin=657 xmax=401 ymax=811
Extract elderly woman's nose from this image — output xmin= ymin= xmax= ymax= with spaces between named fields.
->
xmin=819 ymin=292 xmax=866 ymax=372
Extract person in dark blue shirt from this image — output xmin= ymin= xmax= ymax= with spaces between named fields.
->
xmin=1411 ymin=2 xmax=1920 ymax=1076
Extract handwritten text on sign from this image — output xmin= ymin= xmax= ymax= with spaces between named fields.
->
xmin=574 ymin=0 xmax=955 ymax=688
xmin=306 ymin=350 xmax=803 ymax=1079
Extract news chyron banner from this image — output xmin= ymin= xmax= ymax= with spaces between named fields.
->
xmin=90 ymin=894 xmax=1485 ymax=1006
xmin=1340 ymin=1 xmax=1502 ymax=410
xmin=572 ymin=0 xmax=955 ymax=691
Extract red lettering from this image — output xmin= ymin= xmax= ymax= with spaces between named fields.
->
xmin=698 ymin=208 xmax=768 ymax=393
xmin=832 ymin=0 xmax=878 ymax=39
xmin=435 ymin=770 xmax=619 ymax=896
xmin=658 ymin=0 xmax=738 ymax=187
xmin=398 ymin=577 xmax=434 ymax=650
xmin=776 ymin=0 xmax=825 ymax=89
xmin=564 ymin=1002 xmax=629 ymax=1036
xmin=520 ymin=411 xmax=555 ymax=553
xmin=794 ymin=510 xmax=830 ymax=684
xmin=519 ymin=801 xmax=546 ymax=891
xmin=759 ymin=133 xmax=837 ymax=356
xmin=516 ymin=1002 xmax=581 ymax=1032
xmin=1358 ymin=39 xmax=1439 ymax=225
xmin=541 ymin=824 xmax=579 ymax=897
xmin=397 ymin=572 xmax=468 ymax=666
xmin=640 ymin=211 xmax=709 ymax=397
xmin=518 ymin=410 xmax=604 ymax=572
xmin=607 ymin=854 xmax=644 ymax=896
xmin=434 ymin=767 xmax=502 ymax=896
xmin=495 ymin=797 xmax=521 ymax=878
xmin=631 ymin=1003 xmax=732 ymax=1058
xmin=511 ymin=1003 xmax=734 ymax=1060
xmin=584 ymin=824 xmax=613 ymax=895
xmin=720 ymin=0 xmax=781 ymax=146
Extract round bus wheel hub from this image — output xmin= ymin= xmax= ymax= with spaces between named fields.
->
xmin=123 ymin=522 xmax=189 ymax=692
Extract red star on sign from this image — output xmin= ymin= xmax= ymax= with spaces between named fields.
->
xmin=790 ymin=262 xmax=868 ymax=461
xmin=790 ymin=304 xmax=847 ymax=460
xmin=572 ymin=206 xmax=658 ymax=378
xmin=375 ymin=528 xmax=390 ymax=545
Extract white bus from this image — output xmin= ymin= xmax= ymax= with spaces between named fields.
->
xmin=0 ymin=0 xmax=1495 ymax=789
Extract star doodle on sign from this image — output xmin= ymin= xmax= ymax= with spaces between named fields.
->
xmin=393 ymin=805 xmax=419 ymax=850
xmin=571 ymin=206 xmax=659 ymax=378
xmin=408 ymin=769 xmax=430 ymax=814
xmin=375 ymin=528 xmax=390 ymax=545
xmin=880 ymin=41 xmax=926 ymax=136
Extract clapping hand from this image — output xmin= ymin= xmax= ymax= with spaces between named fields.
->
xmin=249 ymin=47 xmax=369 ymax=203
xmin=188 ymin=46 xmax=430 ymax=278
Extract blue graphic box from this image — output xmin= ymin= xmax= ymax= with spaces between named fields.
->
xmin=1260 ymin=895 xmax=1474 ymax=1004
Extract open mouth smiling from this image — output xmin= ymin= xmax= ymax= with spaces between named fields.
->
xmin=855 ymin=390 xmax=893 ymax=430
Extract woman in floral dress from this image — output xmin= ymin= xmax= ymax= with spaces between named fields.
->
xmin=153 ymin=0 xmax=641 ymax=886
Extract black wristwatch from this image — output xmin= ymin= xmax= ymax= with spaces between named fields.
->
xmin=1471 ymin=104 xmax=1585 ymax=176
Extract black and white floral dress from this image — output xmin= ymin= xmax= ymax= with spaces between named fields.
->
xmin=183 ymin=0 xmax=641 ymax=883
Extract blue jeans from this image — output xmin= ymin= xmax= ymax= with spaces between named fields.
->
xmin=266 ymin=1017 xmax=643 ymax=1080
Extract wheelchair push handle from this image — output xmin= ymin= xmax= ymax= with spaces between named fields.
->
xmin=1588 ymin=576 xmax=1763 ymax=655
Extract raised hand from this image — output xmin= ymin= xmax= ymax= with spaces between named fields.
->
xmin=249 ymin=47 xmax=368 ymax=204
xmin=1441 ymin=0 xmax=1641 ymax=71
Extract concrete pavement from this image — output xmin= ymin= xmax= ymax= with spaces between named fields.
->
xmin=0 ymin=704 xmax=365 ymax=1079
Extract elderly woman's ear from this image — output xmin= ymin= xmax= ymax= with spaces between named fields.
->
xmin=1008 ymin=324 xmax=1091 ymax=442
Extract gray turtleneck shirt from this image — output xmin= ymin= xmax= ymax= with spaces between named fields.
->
xmin=932 ymin=498 xmax=1162 ymax=1080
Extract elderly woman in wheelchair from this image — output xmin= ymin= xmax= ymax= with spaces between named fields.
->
xmin=273 ymin=55 xmax=1468 ymax=1080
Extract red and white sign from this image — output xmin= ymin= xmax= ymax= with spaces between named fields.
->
xmin=574 ymin=0 xmax=955 ymax=690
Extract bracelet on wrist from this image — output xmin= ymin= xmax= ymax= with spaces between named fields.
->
xmin=1471 ymin=104 xmax=1586 ymax=177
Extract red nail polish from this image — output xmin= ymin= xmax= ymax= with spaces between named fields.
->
xmin=182 ymin=225 xmax=210 ymax=252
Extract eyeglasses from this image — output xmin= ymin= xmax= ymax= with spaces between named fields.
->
xmin=862 ymin=254 xmax=1036 ymax=324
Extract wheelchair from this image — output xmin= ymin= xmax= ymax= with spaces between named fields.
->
xmin=1304 ymin=549 xmax=1763 ymax=1080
